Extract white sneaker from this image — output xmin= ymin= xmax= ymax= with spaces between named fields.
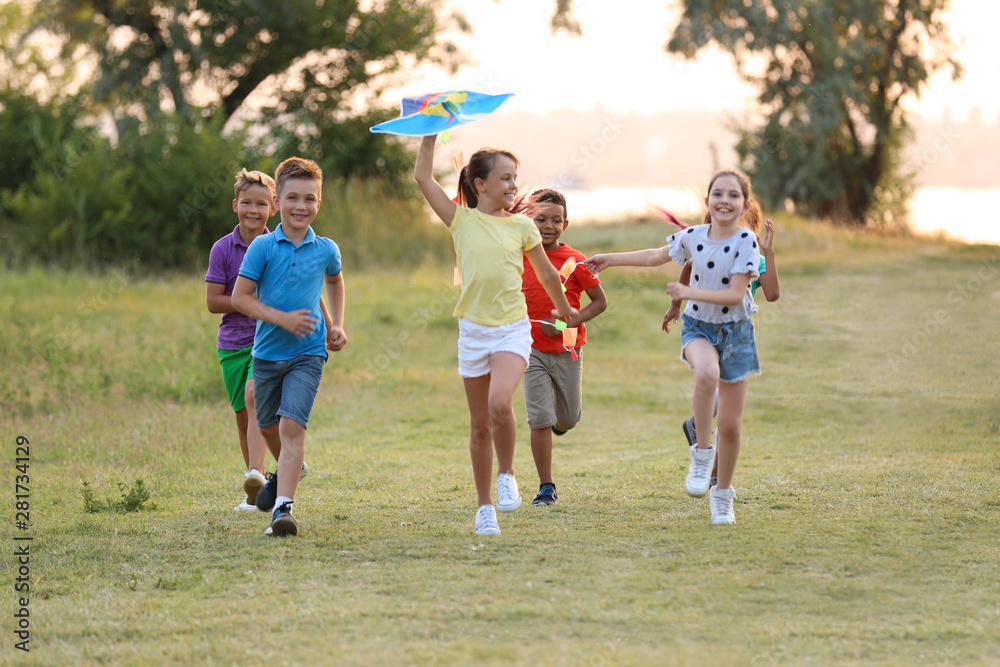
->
xmin=475 ymin=504 xmax=501 ymax=536
xmin=233 ymin=496 xmax=259 ymax=512
xmin=300 ymin=461 xmax=309 ymax=480
xmin=685 ymin=445 xmax=716 ymax=497
xmin=496 ymin=472 xmax=522 ymax=512
xmin=243 ymin=469 xmax=266 ymax=505
xmin=710 ymin=486 xmax=736 ymax=525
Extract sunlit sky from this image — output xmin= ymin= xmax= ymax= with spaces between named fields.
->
xmin=406 ymin=0 xmax=999 ymax=122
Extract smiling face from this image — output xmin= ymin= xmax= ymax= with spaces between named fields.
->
xmin=705 ymin=174 xmax=747 ymax=227
xmin=531 ymin=201 xmax=568 ymax=252
xmin=474 ymin=154 xmax=519 ymax=212
xmin=232 ymin=184 xmax=276 ymax=238
xmin=277 ymin=177 xmax=322 ymax=237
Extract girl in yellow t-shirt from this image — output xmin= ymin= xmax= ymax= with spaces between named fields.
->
xmin=414 ymin=134 xmax=578 ymax=537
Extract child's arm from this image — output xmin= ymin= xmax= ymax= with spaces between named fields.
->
xmin=525 ymin=244 xmax=579 ymax=323
xmin=324 ymin=272 xmax=347 ymax=351
xmin=319 ymin=295 xmax=333 ymax=331
xmin=584 ymin=245 xmax=672 ymax=273
xmin=568 ymin=283 xmax=607 ymax=329
xmin=667 ymin=272 xmax=752 ymax=306
xmin=662 ymin=259 xmax=692 ymax=332
xmin=413 ymin=134 xmax=458 ymax=227
xmin=231 ymin=276 xmax=319 ymax=338
xmin=206 ymin=283 xmax=235 ymax=314
xmin=757 ymin=219 xmax=780 ymax=301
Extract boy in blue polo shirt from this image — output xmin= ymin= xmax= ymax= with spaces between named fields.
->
xmin=232 ymin=157 xmax=347 ymax=537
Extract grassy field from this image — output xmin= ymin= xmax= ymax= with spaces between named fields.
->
xmin=1 ymin=217 xmax=999 ymax=665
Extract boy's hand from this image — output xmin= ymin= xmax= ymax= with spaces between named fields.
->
xmin=327 ymin=325 xmax=347 ymax=351
xmin=662 ymin=301 xmax=682 ymax=332
xmin=538 ymin=318 xmax=564 ymax=339
xmin=666 ymin=282 xmax=692 ymax=301
xmin=582 ymin=255 xmax=609 ymax=274
xmin=280 ymin=310 xmax=320 ymax=338
xmin=552 ymin=306 xmax=579 ymax=323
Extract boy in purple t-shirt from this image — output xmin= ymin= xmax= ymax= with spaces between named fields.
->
xmin=206 ymin=169 xmax=279 ymax=511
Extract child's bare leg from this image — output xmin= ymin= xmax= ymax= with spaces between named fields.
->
xmin=530 ymin=428 xmax=553 ymax=485
xmin=715 ymin=380 xmax=748 ymax=489
xmin=275 ymin=417 xmax=306 ymax=500
xmin=260 ymin=424 xmax=281 ymax=466
xmin=488 ymin=352 xmax=527 ymax=475
xmin=463 ymin=375 xmax=494 ymax=507
xmin=684 ymin=339 xmax=720 ymax=448
xmin=234 ymin=408 xmax=251 ymax=468
xmin=244 ymin=379 xmax=268 ymax=473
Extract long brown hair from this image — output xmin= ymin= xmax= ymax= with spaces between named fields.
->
xmin=702 ymin=169 xmax=763 ymax=234
xmin=456 ymin=147 xmax=520 ymax=209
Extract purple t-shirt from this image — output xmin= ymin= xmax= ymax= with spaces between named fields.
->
xmin=206 ymin=225 xmax=270 ymax=350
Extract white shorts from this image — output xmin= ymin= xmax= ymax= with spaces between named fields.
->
xmin=457 ymin=317 xmax=532 ymax=378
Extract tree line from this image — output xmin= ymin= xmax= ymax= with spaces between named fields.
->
xmin=0 ymin=1 xmax=961 ymax=269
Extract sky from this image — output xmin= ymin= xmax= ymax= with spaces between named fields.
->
xmin=405 ymin=0 xmax=1000 ymax=122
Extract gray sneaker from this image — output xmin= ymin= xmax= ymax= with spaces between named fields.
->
xmin=682 ymin=416 xmax=696 ymax=448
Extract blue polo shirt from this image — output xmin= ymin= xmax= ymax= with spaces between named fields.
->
xmin=238 ymin=223 xmax=342 ymax=361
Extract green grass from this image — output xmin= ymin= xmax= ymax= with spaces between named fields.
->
xmin=1 ymin=220 xmax=999 ymax=665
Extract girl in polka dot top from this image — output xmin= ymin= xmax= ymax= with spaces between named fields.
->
xmin=583 ymin=170 xmax=763 ymax=526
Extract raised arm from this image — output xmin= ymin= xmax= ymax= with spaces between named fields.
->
xmin=231 ymin=275 xmax=319 ymax=338
xmin=525 ymin=244 xmax=579 ymax=323
xmin=583 ymin=244 xmax=672 ymax=273
xmin=757 ymin=219 xmax=780 ymax=302
xmin=413 ymin=134 xmax=458 ymax=227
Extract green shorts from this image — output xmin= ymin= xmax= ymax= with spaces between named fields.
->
xmin=217 ymin=346 xmax=254 ymax=412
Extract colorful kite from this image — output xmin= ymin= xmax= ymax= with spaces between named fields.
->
xmin=370 ymin=91 xmax=514 ymax=141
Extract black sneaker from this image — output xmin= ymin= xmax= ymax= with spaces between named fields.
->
xmin=268 ymin=501 xmax=297 ymax=537
xmin=551 ymin=427 xmax=567 ymax=436
xmin=709 ymin=476 xmax=718 ymax=490
xmin=255 ymin=471 xmax=278 ymax=511
xmin=682 ymin=416 xmax=697 ymax=448
xmin=532 ymin=483 xmax=558 ymax=506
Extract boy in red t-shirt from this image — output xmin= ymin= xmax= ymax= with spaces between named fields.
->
xmin=521 ymin=189 xmax=608 ymax=506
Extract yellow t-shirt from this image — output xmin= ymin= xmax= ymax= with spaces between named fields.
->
xmin=450 ymin=206 xmax=542 ymax=326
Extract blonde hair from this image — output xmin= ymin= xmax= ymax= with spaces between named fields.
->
xmin=233 ymin=168 xmax=276 ymax=198
xmin=702 ymin=169 xmax=763 ymax=234
xmin=275 ymin=157 xmax=323 ymax=195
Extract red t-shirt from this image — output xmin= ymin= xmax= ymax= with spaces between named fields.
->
xmin=522 ymin=243 xmax=601 ymax=353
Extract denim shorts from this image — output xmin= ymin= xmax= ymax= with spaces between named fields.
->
xmin=457 ymin=317 xmax=532 ymax=378
xmin=679 ymin=314 xmax=760 ymax=383
xmin=252 ymin=355 xmax=325 ymax=429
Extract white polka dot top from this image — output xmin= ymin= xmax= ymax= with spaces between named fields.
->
xmin=667 ymin=224 xmax=761 ymax=323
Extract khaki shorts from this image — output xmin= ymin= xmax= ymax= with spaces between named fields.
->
xmin=523 ymin=347 xmax=583 ymax=431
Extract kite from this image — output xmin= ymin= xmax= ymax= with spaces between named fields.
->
xmin=369 ymin=91 xmax=514 ymax=143
xmin=526 ymin=259 xmax=589 ymax=359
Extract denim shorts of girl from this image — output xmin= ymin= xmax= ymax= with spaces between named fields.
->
xmin=457 ymin=317 xmax=532 ymax=378
xmin=252 ymin=355 xmax=326 ymax=429
xmin=679 ymin=313 xmax=760 ymax=383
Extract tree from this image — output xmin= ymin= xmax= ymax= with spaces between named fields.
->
xmin=13 ymin=0 xmax=465 ymax=182
xmin=667 ymin=0 xmax=962 ymax=226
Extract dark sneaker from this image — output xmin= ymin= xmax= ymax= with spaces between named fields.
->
xmin=682 ymin=416 xmax=696 ymax=448
xmin=255 ymin=471 xmax=278 ymax=511
xmin=551 ymin=426 xmax=567 ymax=436
xmin=532 ymin=483 xmax=558 ymax=506
xmin=268 ymin=501 xmax=297 ymax=537
xmin=709 ymin=477 xmax=718 ymax=490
